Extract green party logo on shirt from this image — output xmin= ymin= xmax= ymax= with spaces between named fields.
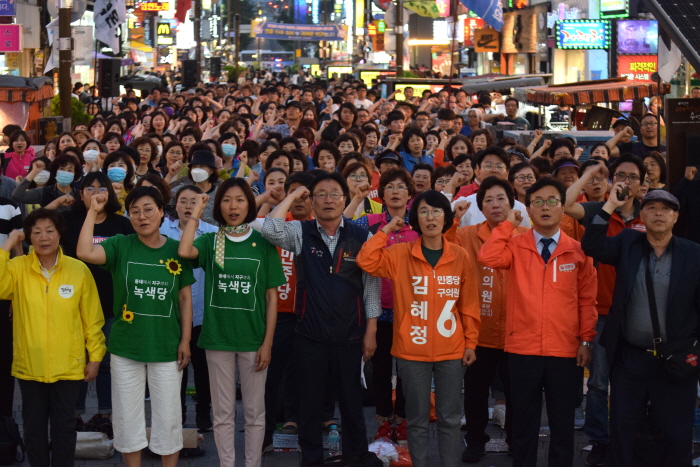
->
xmin=210 ymin=257 xmax=259 ymax=311
xmin=126 ymin=261 xmax=176 ymax=317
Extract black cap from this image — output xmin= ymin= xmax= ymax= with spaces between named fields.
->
xmin=189 ymin=150 xmax=217 ymax=169
xmin=641 ymin=190 xmax=680 ymax=211
xmin=375 ymin=151 xmax=402 ymax=166
xmin=286 ymin=101 xmax=303 ymax=111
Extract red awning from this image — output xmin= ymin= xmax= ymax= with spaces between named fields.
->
xmin=515 ymin=77 xmax=671 ymax=106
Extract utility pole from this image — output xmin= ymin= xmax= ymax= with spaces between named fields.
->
xmin=58 ymin=0 xmax=73 ymax=129
xmin=234 ymin=0 xmax=241 ymax=74
xmin=395 ymin=0 xmax=403 ymax=77
xmin=195 ymin=0 xmax=202 ymax=78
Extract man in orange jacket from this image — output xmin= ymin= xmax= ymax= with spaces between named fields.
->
xmin=478 ymin=177 xmax=598 ymax=467
xmin=452 ymin=176 xmax=529 ymax=463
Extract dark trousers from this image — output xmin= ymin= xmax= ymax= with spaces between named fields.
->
xmin=181 ymin=325 xmax=211 ymax=420
xmin=19 ymin=379 xmax=81 ymax=467
xmin=265 ymin=313 xmax=299 ymax=434
xmin=76 ymin=316 xmax=113 ymax=415
xmin=508 ymin=354 xmax=579 ymax=467
xmin=608 ymin=340 xmax=696 ymax=467
xmin=295 ymin=335 xmax=367 ymax=467
xmin=0 ymin=303 xmax=13 ymax=417
xmin=372 ymin=320 xmax=405 ymax=419
xmin=464 ymin=346 xmax=511 ymax=446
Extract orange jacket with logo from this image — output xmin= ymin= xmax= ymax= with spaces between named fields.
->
xmin=454 ymin=221 xmax=529 ymax=349
xmin=357 ymin=232 xmax=481 ymax=362
xmin=477 ymin=221 xmax=598 ymax=358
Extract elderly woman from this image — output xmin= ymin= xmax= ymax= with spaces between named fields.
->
xmin=0 ymin=209 xmax=106 ymax=466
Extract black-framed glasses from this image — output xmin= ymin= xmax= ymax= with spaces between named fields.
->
xmin=530 ymin=199 xmax=561 ymax=207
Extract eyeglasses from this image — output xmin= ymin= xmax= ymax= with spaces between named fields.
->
xmin=417 ymin=208 xmax=444 ymax=218
xmin=129 ymin=207 xmax=158 ymax=218
xmin=312 ymin=191 xmax=344 ymax=200
xmin=168 ymin=150 xmax=183 ymax=156
xmin=554 ymin=152 xmax=572 ymax=158
xmin=482 ymin=162 xmax=507 ymax=172
xmin=613 ymin=172 xmax=641 ymax=183
xmin=348 ymin=174 xmax=368 ymax=181
xmin=530 ymin=199 xmax=561 ymax=207
xmin=514 ymin=174 xmax=536 ymax=182
xmin=641 ymin=122 xmax=658 ymax=127
xmin=586 ymin=177 xmax=607 ymax=184
xmin=435 ymin=178 xmax=452 ymax=185
xmin=84 ymin=187 xmax=109 ymax=194
xmin=385 ymin=184 xmax=408 ymax=192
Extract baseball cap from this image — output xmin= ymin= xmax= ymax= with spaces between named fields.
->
xmin=641 ymin=190 xmax=680 ymax=211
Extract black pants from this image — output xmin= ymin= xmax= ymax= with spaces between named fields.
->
xmin=295 ymin=334 xmax=367 ymax=467
xmin=608 ymin=340 xmax=696 ymax=467
xmin=372 ymin=320 xmax=405 ymax=419
xmin=0 ymin=303 xmax=13 ymax=417
xmin=180 ymin=325 xmax=211 ymax=422
xmin=464 ymin=346 xmax=511 ymax=446
xmin=508 ymin=354 xmax=578 ymax=467
xmin=19 ymin=379 xmax=81 ymax=467
xmin=265 ymin=313 xmax=299 ymax=434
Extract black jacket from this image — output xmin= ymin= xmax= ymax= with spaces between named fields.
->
xmin=581 ymin=210 xmax=700 ymax=364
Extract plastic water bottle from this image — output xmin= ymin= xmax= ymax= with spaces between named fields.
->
xmin=328 ymin=424 xmax=341 ymax=456
xmin=694 ymin=409 xmax=700 ymax=443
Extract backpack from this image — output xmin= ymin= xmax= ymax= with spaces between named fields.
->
xmin=0 ymin=416 xmax=24 ymax=465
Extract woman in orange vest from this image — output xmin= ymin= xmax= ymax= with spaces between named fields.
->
xmin=357 ymin=190 xmax=480 ymax=467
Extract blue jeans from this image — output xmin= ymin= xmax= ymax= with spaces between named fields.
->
xmin=584 ymin=315 xmax=609 ymax=444
xmin=76 ymin=316 xmax=113 ymax=415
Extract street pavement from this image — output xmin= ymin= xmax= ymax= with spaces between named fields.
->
xmin=9 ymin=369 xmax=613 ymax=467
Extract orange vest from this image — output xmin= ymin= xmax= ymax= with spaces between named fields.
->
xmin=454 ymin=221 xmax=529 ymax=349
xmin=357 ymin=232 xmax=481 ymax=362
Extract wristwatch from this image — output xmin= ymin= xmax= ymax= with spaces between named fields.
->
xmin=581 ymin=341 xmax=593 ymax=348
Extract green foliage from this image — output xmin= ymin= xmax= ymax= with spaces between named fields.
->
xmin=51 ymin=95 xmax=90 ymax=126
xmin=223 ymin=65 xmax=247 ymax=81
xmin=402 ymin=71 xmax=419 ymax=78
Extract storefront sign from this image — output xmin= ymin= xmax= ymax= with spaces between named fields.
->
xmin=464 ymin=17 xmax=485 ymax=47
xmin=139 ymin=2 xmax=168 ymax=11
xmin=473 ymin=28 xmax=500 ymax=52
xmin=327 ymin=66 xmax=353 ymax=78
xmin=618 ymin=55 xmax=657 ymax=82
xmin=0 ymin=24 xmax=21 ymax=52
xmin=555 ymin=20 xmax=610 ymax=50
xmin=509 ymin=0 xmax=528 ymax=8
xmin=359 ymin=70 xmax=395 ymax=86
xmin=0 ymin=0 xmax=16 ymax=17
xmin=600 ymin=0 xmax=628 ymax=18
xmin=617 ymin=20 xmax=658 ymax=55
xmin=252 ymin=20 xmax=347 ymax=41
xmin=436 ymin=0 xmax=450 ymax=17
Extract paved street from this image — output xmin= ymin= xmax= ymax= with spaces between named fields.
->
xmin=10 ymin=368 xmax=601 ymax=467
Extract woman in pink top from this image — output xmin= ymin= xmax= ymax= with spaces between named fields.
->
xmin=4 ymin=130 xmax=35 ymax=181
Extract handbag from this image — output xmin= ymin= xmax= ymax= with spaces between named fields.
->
xmin=644 ymin=255 xmax=700 ymax=381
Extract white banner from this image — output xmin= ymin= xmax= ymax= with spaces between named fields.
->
xmin=94 ymin=0 xmax=126 ymax=52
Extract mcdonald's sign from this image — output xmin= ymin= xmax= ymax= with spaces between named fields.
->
xmin=157 ymin=23 xmax=170 ymax=35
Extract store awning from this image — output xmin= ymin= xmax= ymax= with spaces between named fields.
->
xmin=460 ymin=75 xmax=550 ymax=94
xmin=514 ymin=77 xmax=672 ymax=106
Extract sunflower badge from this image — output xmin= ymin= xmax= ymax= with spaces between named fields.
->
xmin=165 ymin=258 xmax=183 ymax=275
xmin=122 ymin=305 xmax=134 ymax=324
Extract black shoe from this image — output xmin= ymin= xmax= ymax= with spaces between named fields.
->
xmin=461 ymin=444 xmax=486 ymax=463
xmin=196 ymin=413 xmax=213 ymax=432
xmin=262 ymin=433 xmax=274 ymax=454
xmin=585 ymin=442 xmax=607 ymax=466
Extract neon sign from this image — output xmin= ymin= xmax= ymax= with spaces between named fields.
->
xmin=555 ymin=20 xmax=611 ymax=50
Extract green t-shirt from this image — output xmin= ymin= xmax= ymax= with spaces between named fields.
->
xmin=421 ymin=245 xmax=443 ymax=268
xmin=100 ymin=234 xmax=195 ymax=362
xmin=194 ymin=229 xmax=286 ymax=352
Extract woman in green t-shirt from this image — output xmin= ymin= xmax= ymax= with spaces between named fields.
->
xmin=178 ymin=177 xmax=285 ymax=467
xmin=77 ymin=186 xmax=194 ymax=465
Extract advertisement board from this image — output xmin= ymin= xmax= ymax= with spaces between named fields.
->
xmin=617 ymin=20 xmax=658 ymax=55
xmin=618 ymin=55 xmax=658 ymax=82
xmin=555 ymin=20 xmax=610 ymax=50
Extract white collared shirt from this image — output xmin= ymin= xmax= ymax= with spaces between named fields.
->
xmin=532 ymin=229 xmax=561 ymax=257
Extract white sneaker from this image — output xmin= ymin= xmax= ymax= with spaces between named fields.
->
xmin=492 ymin=404 xmax=506 ymax=429
xmin=574 ymin=407 xmax=585 ymax=430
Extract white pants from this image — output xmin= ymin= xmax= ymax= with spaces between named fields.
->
xmin=111 ymin=354 xmax=183 ymax=455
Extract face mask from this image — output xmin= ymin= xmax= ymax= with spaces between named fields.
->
xmin=107 ymin=167 xmax=127 ymax=183
xmin=191 ymin=168 xmax=209 ymax=183
xmin=55 ymin=170 xmax=74 ymax=187
xmin=221 ymin=144 xmax=236 ymax=158
xmin=83 ymin=149 xmax=99 ymax=162
xmin=34 ymin=170 xmax=50 ymax=185
xmin=157 ymin=145 xmax=163 ymax=156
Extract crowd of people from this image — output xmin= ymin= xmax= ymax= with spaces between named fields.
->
xmin=0 ymin=69 xmax=698 ymax=467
